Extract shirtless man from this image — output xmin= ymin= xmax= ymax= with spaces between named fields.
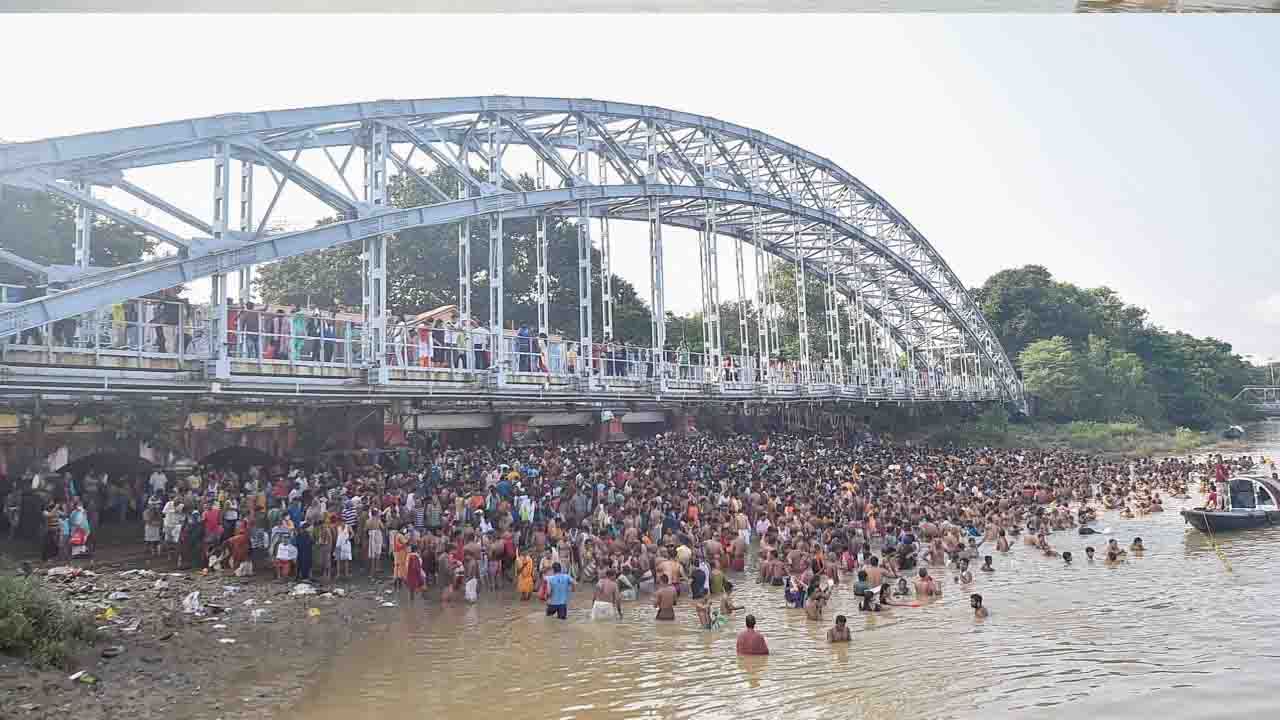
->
xmin=487 ymin=532 xmax=506 ymax=590
xmin=653 ymin=573 xmax=677 ymax=621
xmin=593 ymin=568 xmax=624 ymax=620
xmin=971 ymin=593 xmax=989 ymax=619
xmin=980 ymin=555 xmax=995 ymax=573
xmin=914 ymin=567 xmax=942 ymax=597
xmin=955 ymin=558 xmax=973 ymax=584
xmin=462 ymin=530 xmax=483 ymax=582
xmin=864 ymin=556 xmax=886 ymax=588
xmin=703 ymin=536 xmax=724 ymax=569
xmin=827 ymin=614 xmax=851 ymax=643
xmin=729 ymin=532 xmax=749 ymax=573
xmin=734 ymin=509 xmax=751 ymax=545
xmin=656 ymin=549 xmax=683 ymax=596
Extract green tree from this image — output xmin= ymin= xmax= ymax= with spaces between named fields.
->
xmin=0 ymin=189 xmax=154 ymax=284
xmin=1018 ymin=336 xmax=1087 ymax=420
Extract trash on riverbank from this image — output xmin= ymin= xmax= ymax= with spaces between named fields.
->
xmin=217 ymin=638 xmax=236 ymax=645
xmin=181 ymin=591 xmax=203 ymax=614
xmin=289 ymin=583 xmax=317 ymax=596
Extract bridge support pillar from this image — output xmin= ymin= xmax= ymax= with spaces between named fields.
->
xmin=208 ymin=273 xmax=230 ymax=380
xmin=486 ymin=118 xmax=506 ymax=386
xmin=577 ymin=199 xmax=593 ymax=377
xmin=238 ymin=159 xmax=254 ymax=302
xmin=363 ymin=124 xmax=389 ymax=385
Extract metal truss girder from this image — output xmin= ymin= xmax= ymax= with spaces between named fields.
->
xmin=387 ymin=148 xmax=450 ymax=203
xmin=114 ymin=179 xmax=215 ymax=236
xmin=579 ymin=114 xmax=643 ymax=184
xmin=498 ymin=113 xmax=580 ymax=186
xmin=34 ymin=178 xmax=190 ymax=249
xmin=384 ymin=119 xmax=481 ymax=190
xmin=0 ymin=96 xmax=1020 ymax=405
xmin=231 ymin=139 xmax=361 ymax=219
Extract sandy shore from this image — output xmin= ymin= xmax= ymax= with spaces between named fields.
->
xmin=1 ymin=548 xmax=405 ymax=720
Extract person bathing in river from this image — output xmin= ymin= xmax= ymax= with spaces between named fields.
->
xmin=971 ymin=593 xmax=989 ymax=619
xmin=720 ymin=580 xmax=744 ymax=617
xmin=654 ymin=573 xmax=677 ymax=621
xmin=592 ymin=568 xmax=624 ymax=620
xmin=914 ymin=567 xmax=942 ymax=598
xmin=827 ymin=614 xmax=851 ymax=643
xmin=981 ymin=556 xmax=994 ymax=573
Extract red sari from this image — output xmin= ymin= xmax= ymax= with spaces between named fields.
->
xmin=405 ymin=552 xmax=424 ymax=592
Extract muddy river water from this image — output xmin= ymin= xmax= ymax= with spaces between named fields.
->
xmin=270 ymin=422 xmax=1280 ymax=720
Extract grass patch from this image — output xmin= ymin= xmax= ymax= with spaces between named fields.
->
xmin=905 ymin=416 xmax=1217 ymax=457
xmin=0 ymin=574 xmax=99 ymax=670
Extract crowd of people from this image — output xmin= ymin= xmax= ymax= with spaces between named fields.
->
xmin=10 ymin=429 xmax=1268 ymax=653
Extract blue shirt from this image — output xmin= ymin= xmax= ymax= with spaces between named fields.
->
xmin=547 ymin=573 xmax=573 ymax=606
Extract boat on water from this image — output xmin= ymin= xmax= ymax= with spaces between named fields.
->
xmin=1181 ymin=473 xmax=1280 ymax=533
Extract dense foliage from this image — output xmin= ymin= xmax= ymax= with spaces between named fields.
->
xmin=976 ymin=265 xmax=1258 ymax=429
xmin=0 ymin=189 xmax=153 ymax=284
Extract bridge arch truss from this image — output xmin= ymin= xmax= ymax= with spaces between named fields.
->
xmin=0 ymin=96 xmax=1023 ymax=407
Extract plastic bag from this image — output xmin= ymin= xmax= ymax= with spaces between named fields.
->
xmin=181 ymin=591 xmax=202 ymax=614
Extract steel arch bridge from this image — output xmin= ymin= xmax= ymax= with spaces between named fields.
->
xmin=0 ymin=96 xmax=1023 ymax=408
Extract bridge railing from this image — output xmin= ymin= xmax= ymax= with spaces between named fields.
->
xmin=0 ymin=301 xmax=1006 ymax=402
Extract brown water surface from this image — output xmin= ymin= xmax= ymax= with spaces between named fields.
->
xmin=271 ymin=421 xmax=1280 ymax=720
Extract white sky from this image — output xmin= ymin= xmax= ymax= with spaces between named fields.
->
xmin=0 ymin=14 xmax=1276 ymax=359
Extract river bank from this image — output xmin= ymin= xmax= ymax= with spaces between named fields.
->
xmin=903 ymin=418 xmax=1246 ymax=458
xmin=0 ymin=553 xmax=402 ymax=720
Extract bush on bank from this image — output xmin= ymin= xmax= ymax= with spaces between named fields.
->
xmin=0 ymin=574 xmax=99 ymax=669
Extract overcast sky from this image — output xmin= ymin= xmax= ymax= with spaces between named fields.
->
xmin=0 ymin=14 xmax=1275 ymax=360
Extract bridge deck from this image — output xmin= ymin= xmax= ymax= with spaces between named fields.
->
xmin=0 ymin=336 xmax=1002 ymax=404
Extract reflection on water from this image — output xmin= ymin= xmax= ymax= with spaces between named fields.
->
xmin=275 ymin=422 xmax=1280 ymax=720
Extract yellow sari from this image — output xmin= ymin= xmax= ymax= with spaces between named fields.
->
xmin=516 ymin=553 xmax=535 ymax=595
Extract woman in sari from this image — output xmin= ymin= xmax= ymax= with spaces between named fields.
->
xmin=391 ymin=523 xmax=410 ymax=590
xmin=404 ymin=544 xmax=425 ymax=605
xmin=68 ymin=500 xmax=92 ymax=559
xmin=516 ymin=549 xmax=535 ymax=601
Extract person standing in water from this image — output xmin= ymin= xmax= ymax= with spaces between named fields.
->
xmin=654 ymin=573 xmax=678 ymax=621
xmin=404 ymin=544 xmax=425 ymax=605
xmin=515 ymin=549 xmax=535 ymax=601
xmin=592 ymin=568 xmax=624 ymax=620
xmin=971 ymin=593 xmax=989 ymax=618
xmin=736 ymin=614 xmax=770 ymax=655
xmin=827 ymin=614 xmax=851 ymax=643
xmin=544 ymin=562 xmax=575 ymax=620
